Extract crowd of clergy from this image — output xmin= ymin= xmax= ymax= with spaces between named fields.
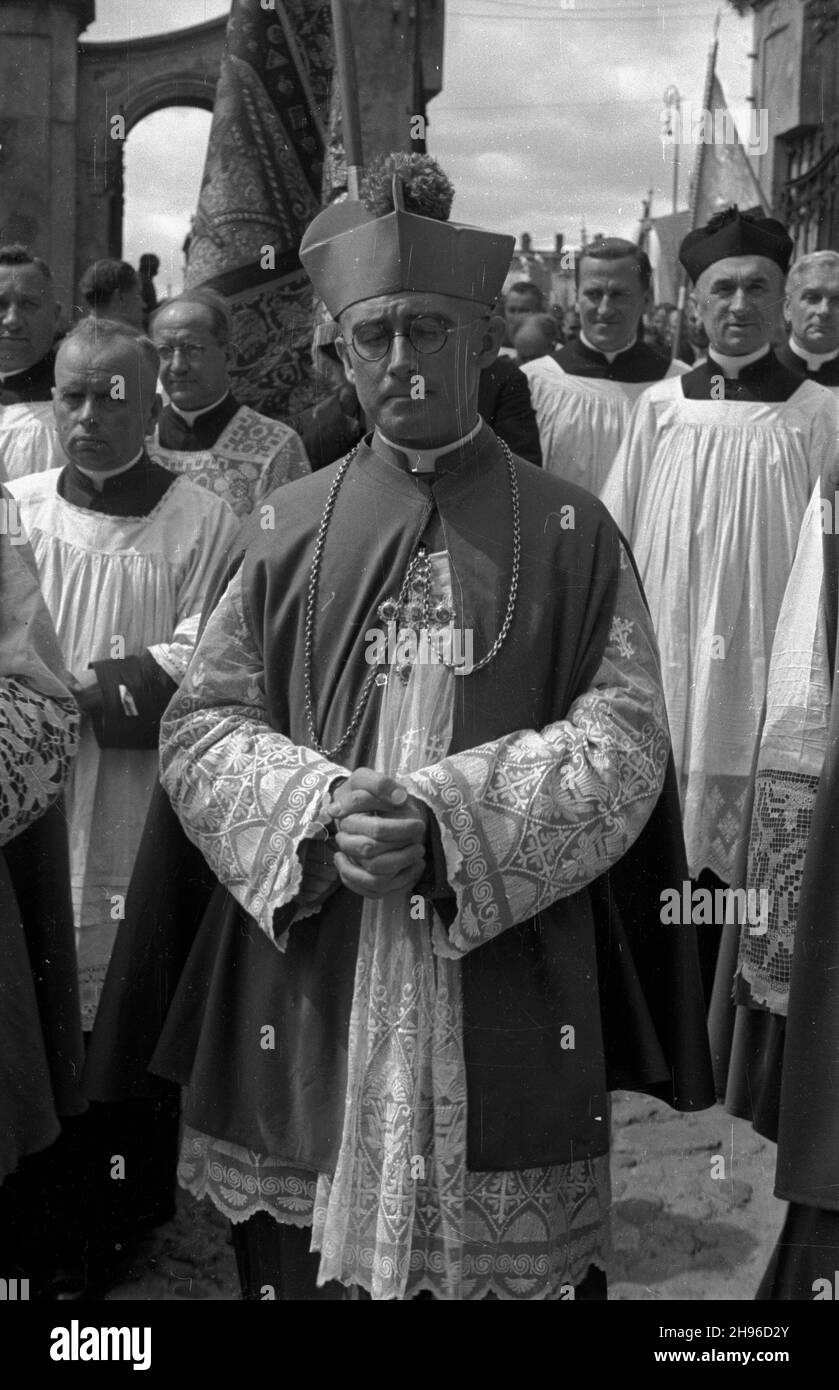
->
xmin=2 ymin=148 xmax=839 ymax=1303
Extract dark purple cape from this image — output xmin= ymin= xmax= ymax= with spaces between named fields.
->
xmin=86 ymin=429 xmax=713 ymax=1172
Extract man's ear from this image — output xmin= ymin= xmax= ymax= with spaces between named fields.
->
xmin=472 ymin=313 xmax=505 ymax=367
xmin=335 ymin=335 xmax=356 ymax=386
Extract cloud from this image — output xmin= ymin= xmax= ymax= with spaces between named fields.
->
xmin=91 ymin=0 xmax=755 ymax=275
xmin=123 ymin=108 xmax=212 ymax=290
xmin=85 ymin=0 xmax=229 ymax=40
xmin=430 ymin=2 xmax=753 ymax=244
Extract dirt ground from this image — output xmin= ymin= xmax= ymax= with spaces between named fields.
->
xmin=102 ymin=1090 xmax=785 ymax=1301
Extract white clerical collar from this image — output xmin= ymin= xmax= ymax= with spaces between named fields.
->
xmin=74 ymin=447 xmax=144 ymax=489
xmin=169 ymin=391 xmax=230 ymax=427
xmin=707 ymin=343 xmax=771 ymax=378
xmin=579 ymin=330 xmax=637 ymax=364
xmin=373 ymin=416 xmax=483 ymax=472
xmin=788 ymin=336 xmax=839 ymax=372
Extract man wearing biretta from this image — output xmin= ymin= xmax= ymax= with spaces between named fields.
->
xmin=137 ymin=154 xmax=713 ymax=1301
xmin=603 ymin=205 xmax=839 ymax=1003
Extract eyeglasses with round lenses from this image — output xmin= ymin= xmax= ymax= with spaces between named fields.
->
xmin=349 ymin=314 xmax=476 ymax=361
xmin=156 ymin=342 xmax=209 ymax=364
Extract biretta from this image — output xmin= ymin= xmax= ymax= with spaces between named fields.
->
xmin=299 ymin=176 xmax=515 ymax=318
xmin=679 ymin=205 xmax=793 ymax=284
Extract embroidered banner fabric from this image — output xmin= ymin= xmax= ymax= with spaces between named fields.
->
xmin=186 ymin=0 xmax=333 ymax=421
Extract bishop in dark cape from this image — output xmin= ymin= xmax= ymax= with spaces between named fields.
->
xmin=87 ymin=155 xmax=713 ymax=1302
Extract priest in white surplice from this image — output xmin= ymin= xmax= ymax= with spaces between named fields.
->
xmin=9 ymin=319 xmax=240 ymax=1023
xmin=7 ymin=316 xmax=239 ymax=1294
xmin=0 ymin=245 xmax=63 ymax=482
xmin=148 ymin=287 xmax=310 ymax=518
xmin=601 ymin=207 xmax=839 ymax=996
xmin=776 ymin=250 xmax=839 ymax=394
xmin=521 ymin=238 xmax=688 ymax=493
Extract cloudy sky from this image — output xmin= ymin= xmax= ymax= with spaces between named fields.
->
xmin=84 ymin=0 xmax=755 ymax=294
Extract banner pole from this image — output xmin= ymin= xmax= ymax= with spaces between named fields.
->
xmin=330 ymin=0 xmax=364 ymax=199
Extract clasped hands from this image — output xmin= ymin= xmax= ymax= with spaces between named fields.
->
xmin=298 ymin=767 xmax=430 ymax=908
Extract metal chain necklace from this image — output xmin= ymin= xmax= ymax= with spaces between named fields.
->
xmin=303 ymin=439 xmax=521 ymax=760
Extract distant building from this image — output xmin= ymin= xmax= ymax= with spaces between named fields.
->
xmin=644 ymin=211 xmax=691 ymax=304
xmin=733 ymin=0 xmax=839 ymax=252
xmin=504 ymin=233 xmax=578 ymax=312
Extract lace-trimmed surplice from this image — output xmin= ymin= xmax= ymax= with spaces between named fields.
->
xmin=0 ymin=509 xmax=79 ymax=845
xmin=602 ymin=375 xmax=832 ymax=882
xmin=736 ymin=484 xmax=832 ymax=1014
xmin=148 ymin=406 xmax=310 ymax=519
xmin=8 ymin=469 xmax=239 ymax=1025
xmin=522 ymin=352 xmax=688 ymax=494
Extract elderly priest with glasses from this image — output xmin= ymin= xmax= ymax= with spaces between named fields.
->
xmin=148 ymin=287 xmax=310 ymax=519
xmin=148 ymin=158 xmax=713 ymax=1301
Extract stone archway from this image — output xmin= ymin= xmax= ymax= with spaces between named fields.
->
xmin=0 ymin=1 xmax=444 ymax=317
xmin=75 ymin=17 xmax=227 ymax=299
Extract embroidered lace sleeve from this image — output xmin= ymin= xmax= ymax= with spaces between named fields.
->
xmin=159 ymin=568 xmax=346 ymax=944
xmin=0 ymin=677 xmax=79 ymax=846
xmin=405 ymin=544 xmax=670 ymax=957
xmin=0 ymin=500 xmax=74 ymax=701
xmin=0 ymin=516 xmax=79 ymax=845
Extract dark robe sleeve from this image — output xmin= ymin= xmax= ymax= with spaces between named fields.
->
xmin=477 ymin=359 xmax=543 ymax=468
xmin=88 ymin=652 xmax=178 ymax=749
xmin=293 ymin=387 xmax=365 ymax=471
xmin=413 ymin=816 xmax=457 ymax=917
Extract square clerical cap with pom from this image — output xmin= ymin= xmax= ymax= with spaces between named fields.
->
xmin=299 ymin=176 xmax=515 ymax=318
xmin=679 ymin=206 xmax=793 ymax=284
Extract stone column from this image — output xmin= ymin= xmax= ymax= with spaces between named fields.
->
xmin=0 ymin=1 xmax=94 ymax=316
